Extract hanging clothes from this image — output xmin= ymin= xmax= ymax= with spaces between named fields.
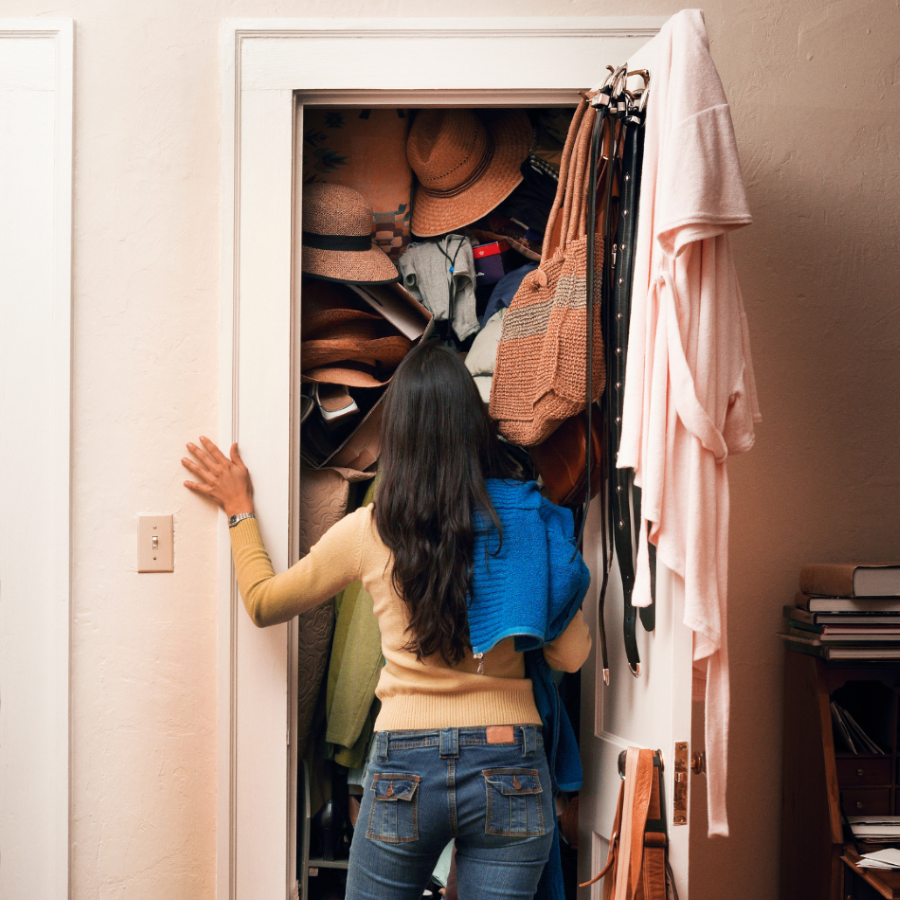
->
xmin=397 ymin=234 xmax=479 ymax=342
xmin=480 ymin=262 xmax=538 ymax=327
xmin=324 ymin=578 xmax=383 ymax=768
xmin=617 ymin=9 xmax=761 ymax=837
xmin=324 ymin=477 xmax=384 ymax=768
xmin=464 ymin=308 xmax=505 ymax=403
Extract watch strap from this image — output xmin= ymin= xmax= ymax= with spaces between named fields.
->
xmin=228 ymin=512 xmax=256 ymax=529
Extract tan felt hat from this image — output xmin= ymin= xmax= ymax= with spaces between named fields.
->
xmin=407 ymin=109 xmax=533 ymax=238
xmin=302 ymin=183 xmax=400 ymax=285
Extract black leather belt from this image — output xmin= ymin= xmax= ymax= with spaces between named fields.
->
xmin=596 ymin=76 xmax=654 ymax=679
xmin=608 ymin=106 xmax=654 ymax=664
xmin=602 ymin=102 xmax=641 ymax=676
xmin=584 ymin=84 xmax=610 ymax=682
xmin=589 ymin=68 xmax=655 ymax=681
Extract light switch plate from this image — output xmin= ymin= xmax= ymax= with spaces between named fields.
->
xmin=137 ymin=515 xmax=174 ymax=573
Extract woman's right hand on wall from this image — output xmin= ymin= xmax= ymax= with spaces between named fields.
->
xmin=182 ymin=437 xmax=255 ymax=518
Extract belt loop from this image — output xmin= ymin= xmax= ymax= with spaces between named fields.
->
xmin=440 ymin=728 xmax=459 ymax=759
xmin=375 ymin=731 xmax=389 ymax=763
xmin=521 ymin=725 xmax=536 ymax=758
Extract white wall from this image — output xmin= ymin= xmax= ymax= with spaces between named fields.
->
xmin=3 ymin=1 xmax=898 ymax=897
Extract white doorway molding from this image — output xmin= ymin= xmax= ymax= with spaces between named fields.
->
xmin=219 ymin=18 xmax=666 ymax=900
xmin=0 ymin=19 xmax=73 ymax=900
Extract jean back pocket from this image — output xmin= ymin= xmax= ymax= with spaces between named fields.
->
xmin=483 ymin=768 xmax=546 ymax=837
xmin=366 ymin=773 xmax=420 ymax=843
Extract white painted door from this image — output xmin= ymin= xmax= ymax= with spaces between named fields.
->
xmin=576 ymin=32 xmax=695 ymax=900
xmin=578 ymin=537 xmax=694 ymax=897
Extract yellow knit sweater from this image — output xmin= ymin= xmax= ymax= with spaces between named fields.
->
xmin=230 ymin=507 xmax=592 ymax=731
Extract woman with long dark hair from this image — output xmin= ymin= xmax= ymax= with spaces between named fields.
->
xmin=183 ymin=340 xmax=591 ymax=900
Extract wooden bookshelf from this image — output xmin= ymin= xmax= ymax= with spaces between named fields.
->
xmin=843 ymin=848 xmax=900 ymax=899
xmin=780 ymin=650 xmax=900 ymax=899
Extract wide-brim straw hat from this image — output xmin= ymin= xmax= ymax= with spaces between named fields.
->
xmin=408 ymin=109 xmax=533 ymax=238
xmin=302 ymin=182 xmax=400 ymax=285
xmin=301 ymin=316 xmax=412 ymax=388
xmin=303 ymin=307 xmax=382 ymax=340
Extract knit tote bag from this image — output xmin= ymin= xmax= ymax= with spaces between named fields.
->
xmin=489 ymin=99 xmax=605 ymax=446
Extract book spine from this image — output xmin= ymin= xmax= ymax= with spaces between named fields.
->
xmin=786 ymin=619 xmax=822 ymax=634
xmin=781 ymin=637 xmax=830 ymax=660
xmin=787 ymin=627 xmax=900 ymax=643
xmin=800 ymin=564 xmax=858 ymax=597
xmin=830 ymin=702 xmax=857 ymax=753
xmin=786 ymin=605 xmax=814 ymax=623
xmin=840 ymin=706 xmax=885 ymax=755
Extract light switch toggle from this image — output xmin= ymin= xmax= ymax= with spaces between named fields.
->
xmin=138 ymin=515 xmax=174 ymax=573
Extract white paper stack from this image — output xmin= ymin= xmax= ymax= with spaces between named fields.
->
xmin=857 ymin=848 xmax=900 ymax=869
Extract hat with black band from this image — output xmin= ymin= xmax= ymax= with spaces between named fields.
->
xmin=301 ymin=183 xmax=400 ymax=285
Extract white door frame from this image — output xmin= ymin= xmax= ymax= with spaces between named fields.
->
xmin=0 ymin=19 xmax=73 ymax=900
xmin=219 ymin=18 xmax=667 ymax=899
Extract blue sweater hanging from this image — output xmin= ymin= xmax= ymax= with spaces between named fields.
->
xmin=468 ymin=479 xmax=591 ymax=900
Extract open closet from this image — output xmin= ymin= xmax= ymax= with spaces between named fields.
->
xmin=218 ymin=17 xmax=733 ymax=900
xmin=294 ymin=103 xmax=585 ymax=900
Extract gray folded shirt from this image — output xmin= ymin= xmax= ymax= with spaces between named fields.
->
xmin=397 ymin=234 xmax=479 ymax=342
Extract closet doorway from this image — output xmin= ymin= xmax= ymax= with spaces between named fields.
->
xmin=219 ymin=18 xmax=689 ymax=900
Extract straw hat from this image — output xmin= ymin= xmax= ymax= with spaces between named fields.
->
xmin=302 ymin=183 xmax=400 ymax=284
xmin=301 ymin=303 xmax=412 ymax=388
xmin=407 ymin=109 xmax=533 ymax=238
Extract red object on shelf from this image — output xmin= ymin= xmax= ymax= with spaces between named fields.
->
xmin=472 ymin=240 xmax=512 ymax=286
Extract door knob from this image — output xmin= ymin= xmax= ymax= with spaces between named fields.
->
xmin=691 ymin=752 xmax=706 ymax=775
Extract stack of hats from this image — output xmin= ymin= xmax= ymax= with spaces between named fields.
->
xmin=301 ymin=281 xmax=411 ymax=389
xmin=300 ymin=184 xmax=409 ymax=469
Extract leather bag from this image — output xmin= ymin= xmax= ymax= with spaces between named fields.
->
xmin=528 ymin=404 xmax=602 ymax=506
xmin=581 ymin=747 xmax=678 ymax=900
xmin=489 ymin=98 xmax=605 ymax=447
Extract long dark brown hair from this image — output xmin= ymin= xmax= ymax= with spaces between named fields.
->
xmin=374 ymin=339 xmax=518 ymax=665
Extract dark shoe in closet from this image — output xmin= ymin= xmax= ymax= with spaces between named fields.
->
xmin=310 ymin=800 xmax=346 ymax=862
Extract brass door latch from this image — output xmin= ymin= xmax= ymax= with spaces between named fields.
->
xmin=691 ymin=751 xmax=706 ymax=775
xmin=673 ymin=741 xmax=688 ymax=825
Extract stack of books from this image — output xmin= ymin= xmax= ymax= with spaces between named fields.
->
xmin=847 ymin=818 xmax=900 ymax=845
xmin=780 ymin=563 xmax=900 ymax=660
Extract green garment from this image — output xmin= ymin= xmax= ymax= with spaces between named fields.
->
xmin=324 ymin=477 xmax=384 ymax=768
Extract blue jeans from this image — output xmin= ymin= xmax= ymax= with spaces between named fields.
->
xmin=345 ymin=725 xmax=554 ymax=900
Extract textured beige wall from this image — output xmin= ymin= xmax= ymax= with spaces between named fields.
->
xmin=4 ymin=0 xmax=898 ymax=897
xmin=691 ymin=2 xmax=900 ymax=896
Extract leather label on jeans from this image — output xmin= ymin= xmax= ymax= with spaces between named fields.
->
xmin=486 ymin=726 xmax=515 ymax=744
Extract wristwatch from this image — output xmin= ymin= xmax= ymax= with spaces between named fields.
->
xmin=228 ymin=512 xmax=256 ymax=529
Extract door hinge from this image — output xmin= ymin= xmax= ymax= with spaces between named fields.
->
xmin=673 ymin=741 xmax=688 ymax=825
